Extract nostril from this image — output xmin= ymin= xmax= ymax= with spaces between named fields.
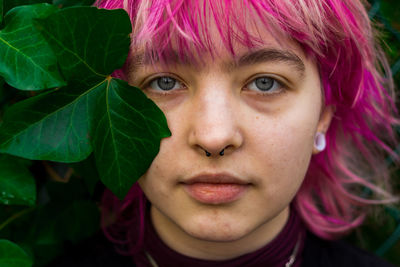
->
xmin=200 ymin=147 xmax=226 ymax=157
xmin=201 ymin=146 xmax=230 ymax=157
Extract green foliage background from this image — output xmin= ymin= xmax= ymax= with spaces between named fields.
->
xmin=0 ymin=1 xmax=170 ymax=266
xmin=0 ymin=0 xmax=399 ymax=266
xmin=345 ymin=0 xmax=400 ymax=265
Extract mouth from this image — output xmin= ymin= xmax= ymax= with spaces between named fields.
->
xmin=181 ymin=173 xmax=250 ymax=204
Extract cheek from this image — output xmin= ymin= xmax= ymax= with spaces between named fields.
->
xmin=275 ymin=118 xmax=315 ymax=164
xmin=247 ymin=111 xmax=318 ymax=194
xmin=138 ymin=158 xmax=171 ymax=201
xmin=138 ymin=133 xmax=186 ymax=201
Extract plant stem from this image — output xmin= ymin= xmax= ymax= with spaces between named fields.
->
xmin=0 ymin=207 xmax=35 ymax=231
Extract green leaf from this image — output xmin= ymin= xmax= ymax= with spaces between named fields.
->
xmin=0 ymin=0 xmax=3 ymax=26
xmin=93 ymin=79 xmax=171 ymax=198
xmin=0 ymin=239 xmax=32 ymax=267
xmin=52 ymin=0 xmax=95 ymax=8
xmin=0 ymin=7 xmax=131 ymax=162
xmin=35 ymin=6 xmax=171 ymax=198
xmin=0 ymin=83 xmax=102 ymax=162
xmin=0 ymin=4 xmax=65 ymax=90
xmin=0 ymin=154 xmax=35 ymax=206
xmin=0 ymin=6 xmax=171 ymax=199
xmin=35 ymin=6 xmax=131 ymax=85
xmin=3 ymin=0 xmax=52 ymax=15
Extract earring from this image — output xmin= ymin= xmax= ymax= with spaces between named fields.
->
xmin=314 ymin=132 xmax=326 ymax=152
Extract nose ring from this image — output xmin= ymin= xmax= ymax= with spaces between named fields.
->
xmin=204 ymin=149 xmax=225 ymax=157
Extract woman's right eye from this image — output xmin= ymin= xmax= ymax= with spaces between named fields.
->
xmin=148 ymin=76 xmax=183 ymax=91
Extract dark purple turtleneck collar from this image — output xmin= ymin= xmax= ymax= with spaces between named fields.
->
xmin=135 ymin=207 xmax=306 ymax=267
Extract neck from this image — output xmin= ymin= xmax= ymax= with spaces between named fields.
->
xmin=150 ymin=205 xmax=290 ymax=260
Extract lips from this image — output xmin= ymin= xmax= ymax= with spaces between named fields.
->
xmin=182 ymin=174 xmax=250 ymax=204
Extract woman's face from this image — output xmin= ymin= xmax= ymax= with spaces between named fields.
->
xmin=128 ymin=28 xmax=332 ymax=259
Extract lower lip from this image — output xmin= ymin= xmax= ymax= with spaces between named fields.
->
xmin=183 ymin=183 xmax=249 ymax=204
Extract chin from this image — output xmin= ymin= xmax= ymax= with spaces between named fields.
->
xmin=181 ymin=216 xmax=252 ymax=243
xmin=186 ymin=229 xmax=248 ymax=243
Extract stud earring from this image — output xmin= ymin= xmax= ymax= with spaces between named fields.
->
xmin=314 ymin=132 xmax=326 ymax=152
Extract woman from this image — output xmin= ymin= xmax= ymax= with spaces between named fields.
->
xmin=58 ymin=0 xmax=398 ymax=266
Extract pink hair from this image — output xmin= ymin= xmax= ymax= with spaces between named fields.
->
xmin=96 ymin=0 xmax=399 ymax=255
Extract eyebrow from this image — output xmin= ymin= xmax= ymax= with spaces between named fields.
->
xmin=129 ymin=48 xmax=306 ymax=76
xmin=228 ymin=48 xmax=305 ymax=75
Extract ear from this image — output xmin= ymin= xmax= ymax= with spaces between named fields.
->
xmin=312 ymin=105 xmax=335 ymax=154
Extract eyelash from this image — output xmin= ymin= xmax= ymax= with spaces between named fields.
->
xmin=141 ymin=75 xmax=186 ymax=94
xmin=142 ymin=75 xmax=286 ymax=95
xmin=245 ymin=76 xmax=286 ymax=95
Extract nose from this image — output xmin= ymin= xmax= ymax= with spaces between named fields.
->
xmin=187 ymin=86 xmax=243 ymax=157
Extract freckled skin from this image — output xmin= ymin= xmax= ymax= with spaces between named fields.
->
xmin=130 ymin=26 xmax=333 ymax=261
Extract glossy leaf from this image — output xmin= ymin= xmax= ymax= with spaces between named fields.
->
xmin=0 ymin=7 xmax=129 ymax=163
xmin=93 ymin=79 xmax=171 ymax=198
xmin=3 ymin=1 xmax=52 ymax=15
xmin=0 ymin=6 xmax=171 ymax=199
xmin=0 ymin=83 xmax=102 ymax=162
xmin=0 ymin=154 xmax=35 ymax=206
xmin=0 ymin=239 xmax=32 ymax=267
xmin=0 ymin=4 xmax=65 ymax=90
xmin=35 ymin=6 xmax=131 ymax=85
xmin=35 ymin=6 xmax=171 ymax=197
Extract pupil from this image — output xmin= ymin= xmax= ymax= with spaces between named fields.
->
xmin=157 ymin=77 xmax=175 ymax=91
xmin=255 ymin=77 xmax=273 ymax=91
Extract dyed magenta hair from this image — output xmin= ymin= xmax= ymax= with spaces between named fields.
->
xmin=96 ymin=0 xmax=399 ymax=255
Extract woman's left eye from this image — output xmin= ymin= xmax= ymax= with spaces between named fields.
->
xmin=148 ymin=76 xmax=183 ymax=91
xmin=246 ymin=77 xmax=283 ymax=93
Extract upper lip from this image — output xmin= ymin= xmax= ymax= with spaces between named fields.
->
xmin=182 ymin=173 xmax=250 ymax=185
